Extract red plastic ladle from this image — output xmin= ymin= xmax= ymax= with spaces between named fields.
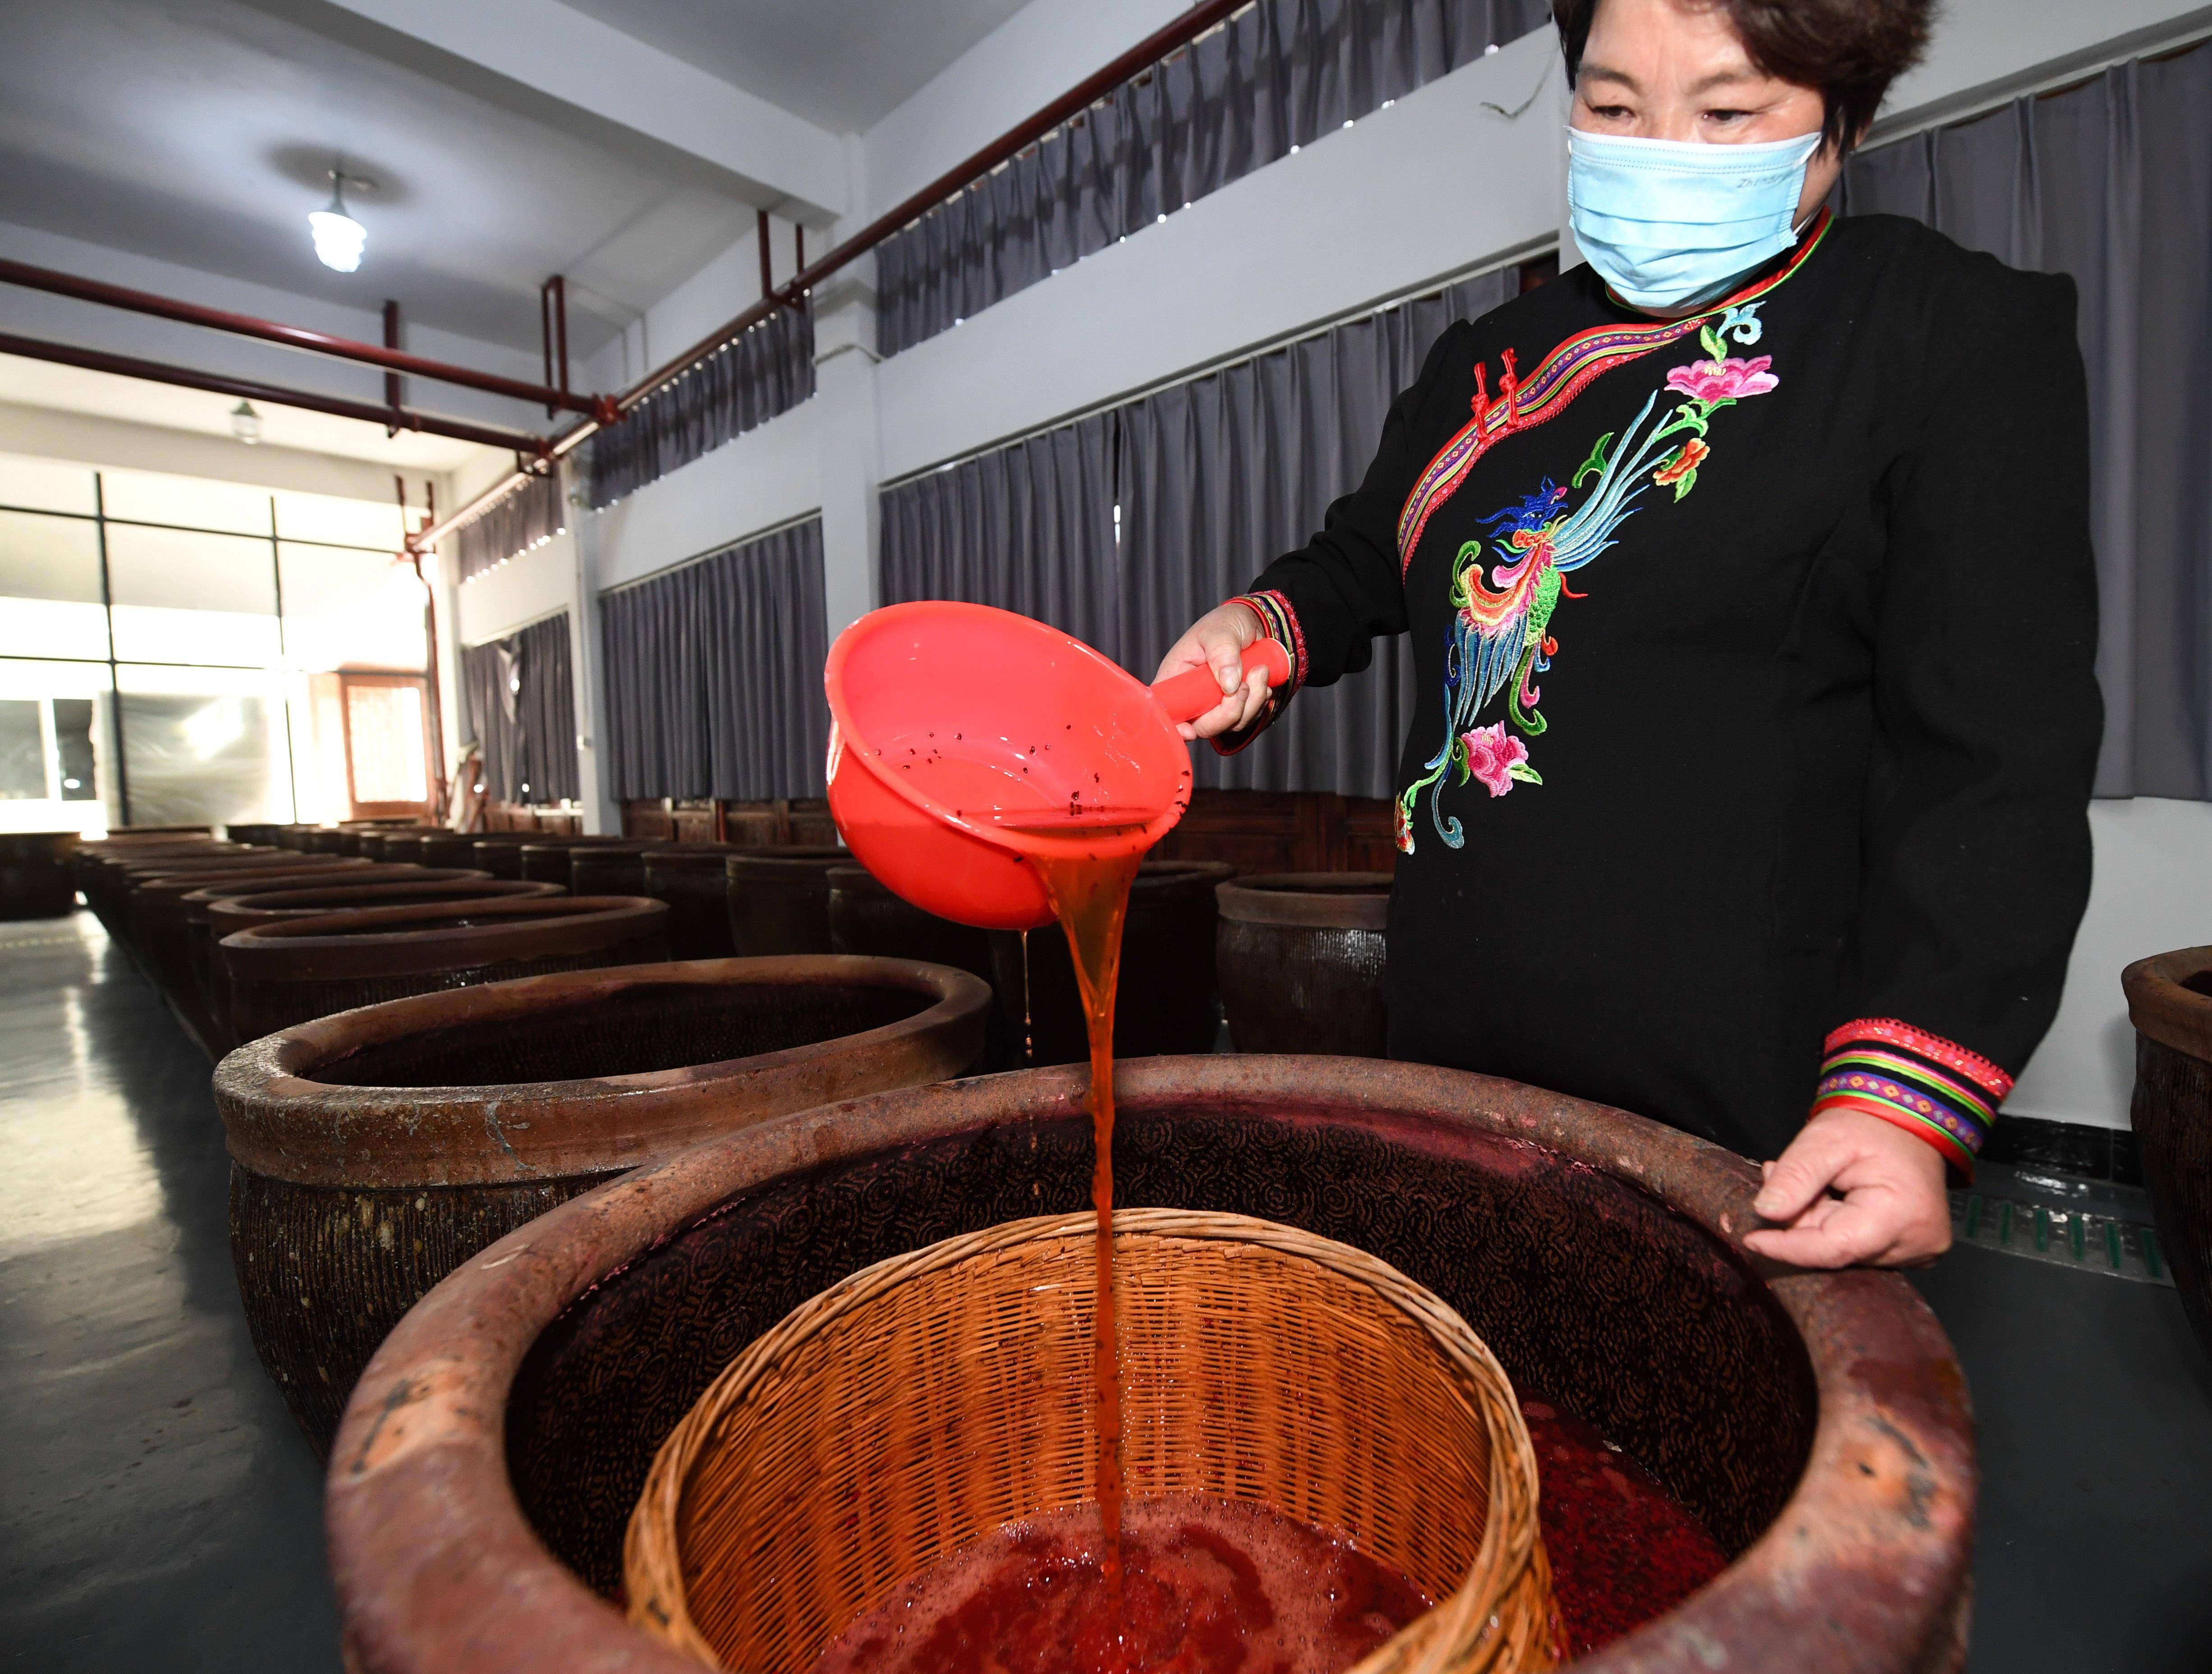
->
xmin=824 ymin=602 xmax=1289 ymax=930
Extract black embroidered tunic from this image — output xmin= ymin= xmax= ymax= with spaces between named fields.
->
xmin=1230 ymin=212 xmax=2101 ymax=1165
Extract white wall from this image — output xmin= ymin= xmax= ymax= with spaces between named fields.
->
xmin=454 ymin=531 xmax=573 ymax=648
xmin=2009 ymin=801 xmax=2212 ymax=1131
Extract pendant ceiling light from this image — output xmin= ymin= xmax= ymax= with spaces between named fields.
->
xmin=310 ymin=168 xmax=372 ymax=273
xmin=230 ymin=400 xmax=261 ymax=444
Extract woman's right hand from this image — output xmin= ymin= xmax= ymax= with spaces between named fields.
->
xmin=1155 ymin=602 xmax=1271 ymax=740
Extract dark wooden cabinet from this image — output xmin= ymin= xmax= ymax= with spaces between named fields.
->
xmin=1150 ymin=790 xmax=1399 ymax=876
xmin=615 ymin=790 xmax=1396 ymax=871
xmin=618 ymin=797 xmax=844 ymax=849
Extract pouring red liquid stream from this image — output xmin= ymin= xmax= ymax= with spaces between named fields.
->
xmin=1017 ymin=827 xmax=1147 ymax=1628
xmin=820 ymin=610 xmax=1426 ymax=1672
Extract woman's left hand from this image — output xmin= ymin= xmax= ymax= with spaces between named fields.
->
xmin=1741 ymin=1108 xmax=1953 ymax=1268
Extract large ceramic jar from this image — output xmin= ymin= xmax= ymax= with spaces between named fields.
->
xmin=570 ymin=843 xmax=653 ymax=897
xmin=339 ymin=822 xmax=414 ymax=857
xmin=189 ymin=874 xmax=542 ymax=1053
xmin=70 ymin=839 xmax=238 ymax=933
xmin=1216 ymin=872 xmax=1391 ymax=1056
xmin=129 ymin=859 xmax=373 ymax=1049
xmin=221 ymin=896 xmax=670 ymax=1041
xmin=323 ymin=1055 xmax=1974 ymax=1674
xmin=518 ymin=837 xmax=631 ymax=883
xmin=202 ymin=875 xmax=548 ymax=943
xmin=986 ymin=860 xmax=1235 ymax=1064
xmin=459 ymin=835 xmax=530 ymax=878
xmin=724 ymin=847 xmax=849 ymax=957
xmin=827 ymin=864 xmax=1011 ymax=1066
xmin=0 ymin=832 xmax=81 ymax=920
xmin=2122 ymin=946 xmax=2212 ymax=1364
xmin=374 ymin=830 xmax=457 ymax=865
xmin=639 ymin=846 xmax=742 ymax=960
xmin=215 ymin=954 xmax=990 ymax=1454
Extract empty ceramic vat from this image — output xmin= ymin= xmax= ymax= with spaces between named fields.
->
xmin=2123 ymin=946 xmax=2212 ymax=1365
xmin=0 ymin=832 xmax=81 ymax=920
xmin=638 ymin=845 xmax=742 ymax=960
xmin=1216 ymin=872 xmax=1392 ymax=1056
xmin=221 ymin=896 xmax=671 ymax=1041
xmin=724 ymin=847 xmax=849 ymax=958
xmin=215 ymin=955 xmax=991 ymax=1453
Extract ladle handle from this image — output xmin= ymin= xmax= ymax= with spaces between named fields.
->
xmin=1151 ymin=639 xmax=1293 ymax=725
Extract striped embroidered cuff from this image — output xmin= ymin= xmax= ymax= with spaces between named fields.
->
xmin=1212 ymin=592 xmax=1307 ymax=758
xmin=1232 ymin=590 xmax=1307 ymax=690
xmin=1811 ymin=1017 xmax=2015 ymax=1173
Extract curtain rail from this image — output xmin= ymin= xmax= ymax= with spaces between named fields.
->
xmin=410 ymin=0 xmax=1257 ymax=556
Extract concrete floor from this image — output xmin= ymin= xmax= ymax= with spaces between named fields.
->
xmin=0 ymin=913 xmax=338 ymax=1672
xmin=1 ymin=908 xmax=2207 ymax=1671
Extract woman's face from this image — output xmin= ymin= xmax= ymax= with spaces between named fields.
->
xmin=1568 ymin=0 xmax=1842 ymax=223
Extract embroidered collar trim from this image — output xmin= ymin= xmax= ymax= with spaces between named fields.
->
xmin=1395 ymin=209 xmax=1833 ymax=575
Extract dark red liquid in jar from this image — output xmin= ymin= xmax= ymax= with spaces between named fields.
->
xmin=1519 ymin=1396 xmax=1729 ymax=1657
xmin=806 ymin=1494 xmax=1431 ymax=1674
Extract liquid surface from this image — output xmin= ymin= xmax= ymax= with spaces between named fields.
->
xmin=807 ymin=1495 xmax=1431 ymax=1674
xmin=1519 ymin=1395 xmax=1729 ymax=1656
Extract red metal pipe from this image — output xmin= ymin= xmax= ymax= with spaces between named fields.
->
xmin=0 ymin=254 xmax=611 ymax=420
xmin=0 ymin=329 xmax=553 ymax=455
xmin=383 ymin=299 xmax=404 ymax=436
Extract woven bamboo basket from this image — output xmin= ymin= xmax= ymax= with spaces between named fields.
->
xmin=626 ymin=1208 xmax=1555 ymax=1674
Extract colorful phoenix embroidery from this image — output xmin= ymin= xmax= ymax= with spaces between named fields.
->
xmin=1396 ymin=308 xmax=1783 ymax=854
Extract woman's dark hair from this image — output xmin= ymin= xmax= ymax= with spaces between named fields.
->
xmin=1551 ymin=0 xmax=1934 ymax=152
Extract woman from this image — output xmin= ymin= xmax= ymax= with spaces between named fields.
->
xmin=1156 ymin=0 xmax=2101 ymax=1269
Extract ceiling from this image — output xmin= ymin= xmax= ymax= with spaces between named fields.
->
xmin=0 ymin=0 xmax=806 ymax=362
xmin=0 ymin=0 xmax=1033 ymax=467
xmin=559 ymin=0 xmax=1032 ymax=133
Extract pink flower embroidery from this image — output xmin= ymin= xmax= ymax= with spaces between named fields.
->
xmin=1393 ymin=799 xmax=1415 ymax=854
xmin=1665 ymin=354 xmax=1778 ymax=405
xmin=1460 ymin=722 xmax=1529 ymax=798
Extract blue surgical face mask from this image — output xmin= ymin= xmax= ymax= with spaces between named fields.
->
xmin=1566 ymin=127 xmax=1823 ymax=311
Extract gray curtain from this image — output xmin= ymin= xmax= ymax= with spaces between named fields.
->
xmin=875 ymin=0 xmax=1551 ymax=357
xmin=585 ymin=303 xmax=815 ymax=510
xmin=1118 ymin=267 xmax=1516 ymax=795
xmin=879 ymin=414 xmax=1120 ymax=658
xmin=453 ymin=465 xmax=564 ymax=584
xmin=874 ymin=265 xmax=1518 ymax=798
xmin=1843 ymin=40 xmax=2212 ymax=800
xmin=598 ymin=559 xmax=710 ymax=801
xmin=600 ymin=518 xmax=831 ymax=800
xmin=460 ymin=612 xmax=578 ymax=804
